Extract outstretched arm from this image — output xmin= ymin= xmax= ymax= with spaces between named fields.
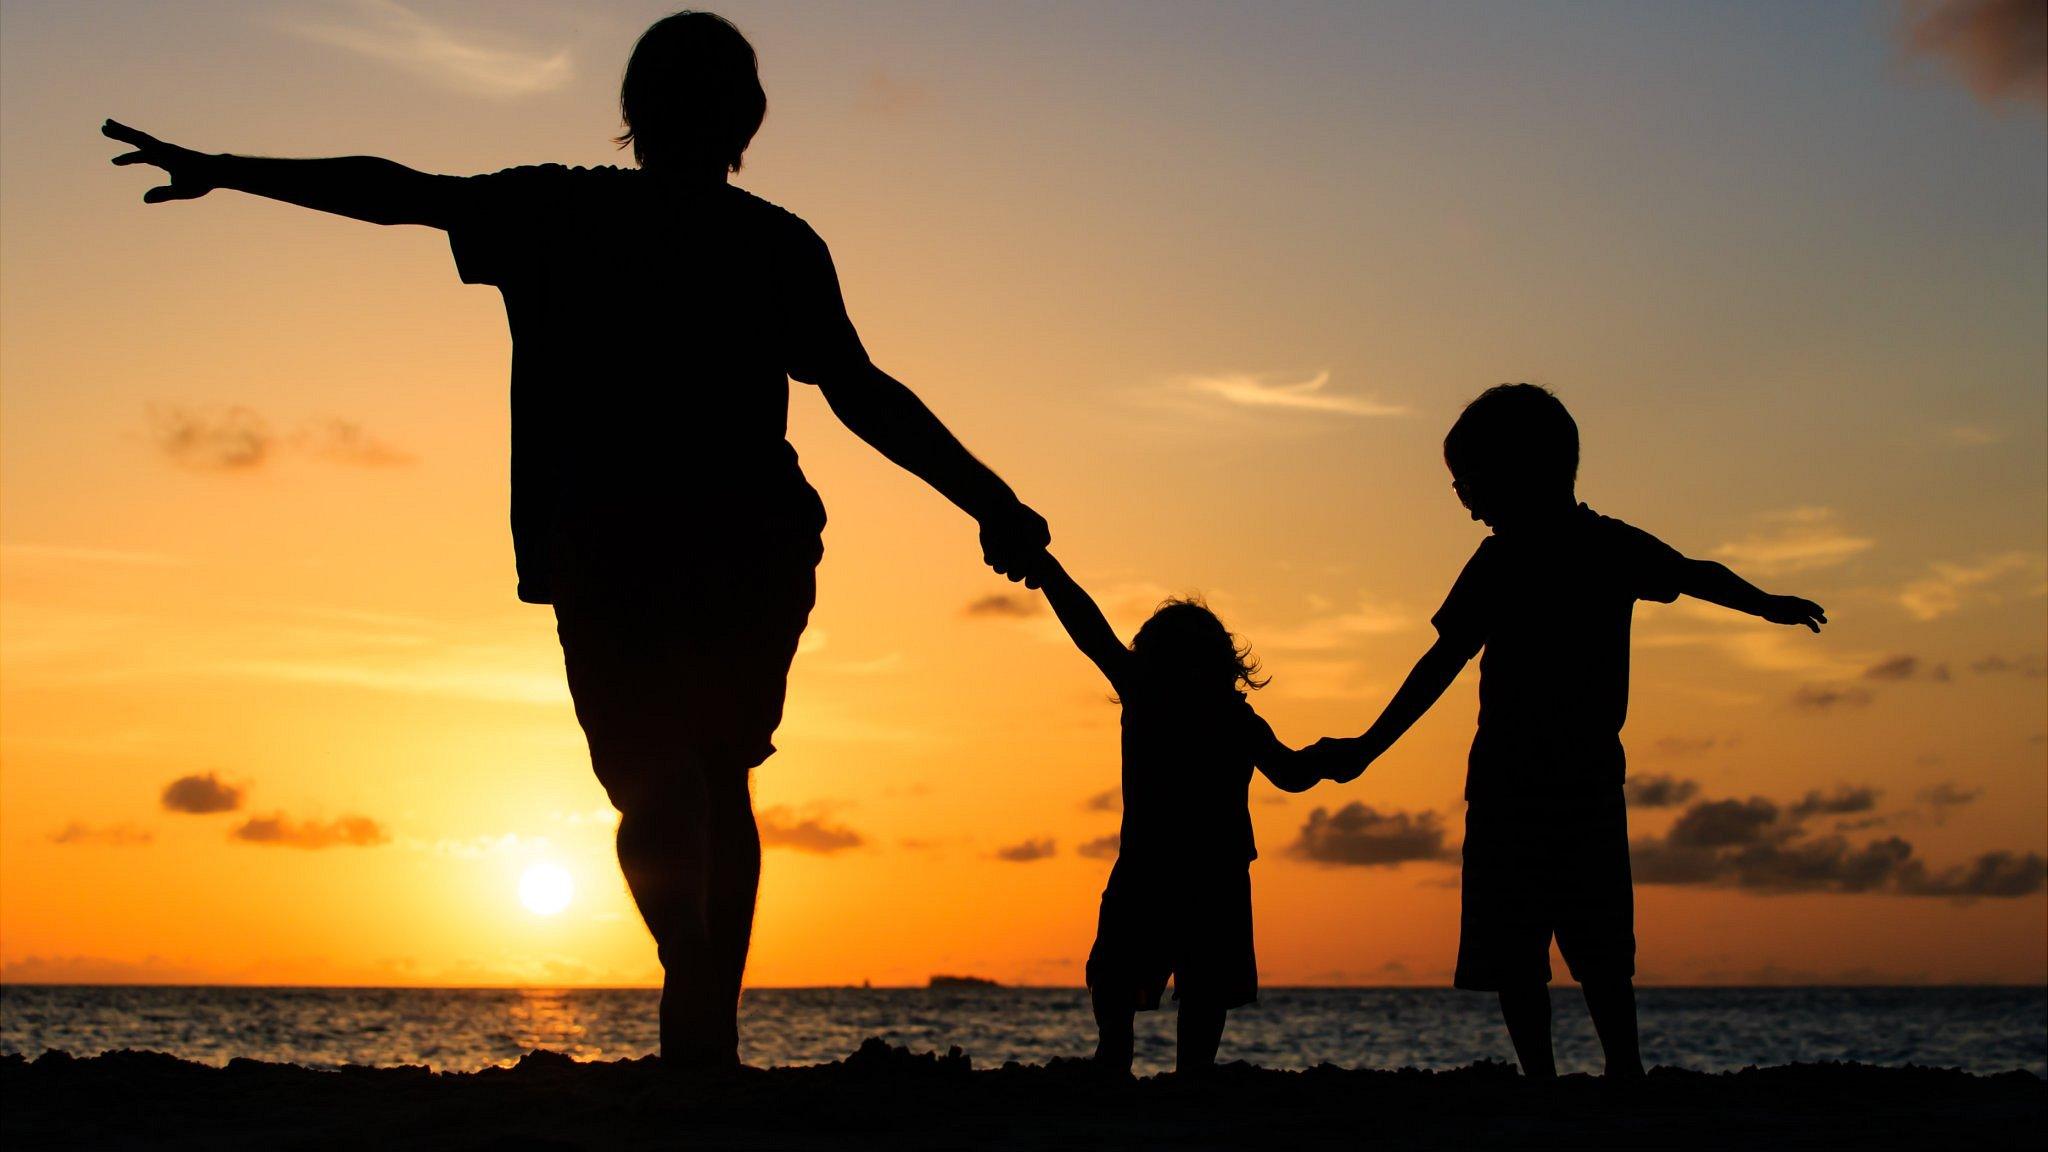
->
xmin=1035 ymin=553 xmax=1132 ymax=689
xmin=1312 ymin=636 xmax=1471 ymax=782
xmin=817 ymin=363 xmax=1049 ymax=586
xmin=1676 ymin=558 xmax=1826 ymax=632
xmin=104 ymin=120 xmax=459 ymax=228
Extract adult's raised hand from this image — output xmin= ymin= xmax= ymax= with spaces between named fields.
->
xmin=104 ymin=119 xmax=217 ymax=203
xmin=980 ymin=500 xmax=1051 ymax=589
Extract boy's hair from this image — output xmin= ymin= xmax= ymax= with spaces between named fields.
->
xmin=1442 ymin=383 xmax=1579 ymax=490
xmin=1129 ymin=597 xmax=1268 ymax=693
xmin=616 ymin=11 xmax=767 ymax=173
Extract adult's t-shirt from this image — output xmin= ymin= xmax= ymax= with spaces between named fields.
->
xmin=1430 ymin=504 xmax=1686 ymax=802
xmin=447 ymin=165 xmax=868 ymax=604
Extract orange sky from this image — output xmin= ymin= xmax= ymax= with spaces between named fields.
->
xmin=2 ymin=1 xmax=2043 ymax=987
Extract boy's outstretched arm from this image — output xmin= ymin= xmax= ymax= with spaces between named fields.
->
xmin=1313 ymin=637 xmax=1472 ymax=782
xmin=1035 ymin=553 xmax=1131 ymax=689
xmin=105 ymin=120 xmax=459 ymax=228
xmin=1677 ymin=558 xmax=1827 ymax=632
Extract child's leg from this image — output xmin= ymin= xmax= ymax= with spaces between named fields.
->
xmin=1175 ymin=1002 xmax=1225 ymax=1072
xmin=1091 ymin=985 xmax=1135 ymax=1073
xmin=1580 ymin=978 xmax=1644 ymax=1077
xmin=1497 ymin=985 xmax=1555 ymax=1078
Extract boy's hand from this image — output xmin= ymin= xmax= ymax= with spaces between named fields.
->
xmin=105 ymin=120 xmax=217 ymax=203
xmin=1761 ymin=595 xmax=1827 ymax=633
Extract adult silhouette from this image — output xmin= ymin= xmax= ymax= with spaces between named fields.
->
xmin=105 ymin=10 xmax=1048 ymax=1070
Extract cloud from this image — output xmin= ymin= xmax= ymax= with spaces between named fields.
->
xmin=160 ymin=773 xmax=244 ymax=814
xmin=1898 ymin=851 xmax=2048 ymax=898
xmin=290 ymin=0 xmax=573 ymax=98
xmin=1863 ymin=654 xmax=1920 ymax=681
xmin=858 ymin=69 xmax=930 ymax=117
xmin=294 ymin=419 xmax=416 ymax=467
xmin=1292 ymin=804 xmax=1451 ymax=866
xmin=756 ymin=807 xmax=864 ymax=854
xmin=1254 ymin=598 xmax=1412 ymax=650
xmin=151 ymin=406 xmax=271 ymax=470
xmin=994 ymin=837 xmax=1056 ymax=862
xmin=1917 ymin=782 xmax=1982 ymax=808
xmin=49 ymin=822 xmax=153 ymax=846
xmin=1942 ymin=424 xmax=2006 ymax=446
xmin=1711 ymin=508 xmax=1873 ymax=577
xmin=1078 ymin=833 xmax=1121 ymax=860
xmin=1667 ymin=797 xmax=1786 ymax=848
xmin=1897 ymin=552 xmax=2042 ymax=621
xmin=1790 ymin=684 xmax=1874 ymax=710
xmin=1081 ymin=789 xmax=1121 ymax=813
xmin=1182 ymin=371 xmax=1411 ymax=418
xmin=1651 ymin=735 xmax=1730 ymax=757
xmin=1634 ymin=791 xmax=2045 ymax=899
xmin=1789 ymin=786 xmax=1881 ymax=820
xmin=230 ymin=813 xmax=389 ymax=848
xmin=963 ymin=593 xmax=1042 ymax=619
xmin=1898 ymin=0 xmax=2047 ymax=111
xmin=1970 ymin=653 xmax=2046 ymax=677
xmin=1624 ymin=775 xmax=1700 ymax=808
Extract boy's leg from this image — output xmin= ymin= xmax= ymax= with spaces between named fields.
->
xmin=1580 ymin=979 xmax=1644 ymax=1078
xmin=1175 ymin=1002 xmax=1226 ymax=1073
xmin=1090 ymin=985 xmax=1136 ymax=1073
xmin=705 ymin=765 xmax=763 ymax=1062
xmin=1497 ymin=985 xmax=1555 ymax=1078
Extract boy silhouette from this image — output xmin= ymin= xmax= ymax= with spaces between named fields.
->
xmin=1312 ymin=384 xmax=1826 ymax=1077
xmin=104 ymin=11 xmax=1049 ymax=1071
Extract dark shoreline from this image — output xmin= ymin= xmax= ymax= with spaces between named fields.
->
xmin=5 ymin=1039 xmax=2042 ymax=1151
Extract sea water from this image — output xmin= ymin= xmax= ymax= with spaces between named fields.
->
xmin=2 ymin=985 xmax=2042 ymax=1078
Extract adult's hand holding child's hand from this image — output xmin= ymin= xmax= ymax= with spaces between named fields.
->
xmin=980 ymin=500 xmax=1050 ymax=589
xmin=1307 ymin=737 xmax=1367 ymax=783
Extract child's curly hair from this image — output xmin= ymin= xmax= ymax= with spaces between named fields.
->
xmin=1129 ymin=596 xmax=1268 ymax=694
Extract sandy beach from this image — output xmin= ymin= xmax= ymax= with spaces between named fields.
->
xmin=4 ymin=1038 xmax=2042 ymax=1150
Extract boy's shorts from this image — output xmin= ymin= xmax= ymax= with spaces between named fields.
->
xmin=1086 ymin=859 xmax=1258 ymax=1012
xmin=1454 ymin=794 xmax=1634 ymax=991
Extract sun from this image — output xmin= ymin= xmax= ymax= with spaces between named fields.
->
xmin=518 ymin=861 xmax=574 ymax=916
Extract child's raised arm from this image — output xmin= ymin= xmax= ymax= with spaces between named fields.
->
xmin=1038 ymin=553 xmax=1133 ymax=691
xmin=1312 ymin=636 xmax=1472 ymax=783
xmin=1676 ymin=558 xmax=1827 ymax=632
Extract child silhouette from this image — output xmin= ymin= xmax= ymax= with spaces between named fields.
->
xmin=1312 ymin=384 xmax=1826 ymax=1078
xmin=1037 ymin=555 xmax=1321 ymax=1075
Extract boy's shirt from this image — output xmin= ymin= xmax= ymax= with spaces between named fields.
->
xmin=1431 ymin=504 xmax=1685 ymax=803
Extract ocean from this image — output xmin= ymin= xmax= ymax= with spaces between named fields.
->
xmin=2 ymin=985 xmax=2042 ymax=1078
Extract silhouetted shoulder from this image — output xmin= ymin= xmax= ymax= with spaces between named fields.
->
xmin=1584 ymin=508 xmax=1686 ymax=604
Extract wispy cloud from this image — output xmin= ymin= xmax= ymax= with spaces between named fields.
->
xmin=963 ymin=592 xmax=1042 ymax=619
xmin=294 ymin=419 xmax=416 ymax=467
xmin=1790 ymin=684 xmax=1875 ymax=710
xmin=231 ymin=813 xmax=389 ymax=848
xmin=1182 ymin=371 xmax=1411 ymax=418
xmin=757 ymin=806 xmax=865 ymax=854
xmin=49 ymin=822 xmax=154 ymax=846
xmin=1712 ymin=508 xmax=1872 ymax=577
xmin=1256 ymin=597 xmax=1411 ymax=651
xmin=1077 ymin=833 xmax=1120 ymax=860
xmin=290 ymin=0 xmax=572 ymax=98
xmin=149 ymin=406 xmax=415 ymax=471
xmin=1898 ymin=0 xmax=2046 ymax=112
xmin=1897 ymin=552 xmax=2043 ymax=621
xmin=1625 ymin=775 xmax=1700 ymax=808
xmin=994 ymin=837 xmax=1056 ymax=862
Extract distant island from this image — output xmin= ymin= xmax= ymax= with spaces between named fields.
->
xmin=927 ymin=975 xmax=1001 ymax=989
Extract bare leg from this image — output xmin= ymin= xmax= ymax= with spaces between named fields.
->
xmin=703 ymin=767 xmax=762 ymax=1064
xmin=1091 ymin=987 xmax=1134 ymax=1074
xmin=1497 ymin=985 xmax=1555 ymax=1078
xmin=611 ymin=760 xmax=729 ymax=1067
xmin=1176 ymin=1003 xmax=1226 ymax=1074
xmin=1581 ymin=978 xmax=1645 ymax=1078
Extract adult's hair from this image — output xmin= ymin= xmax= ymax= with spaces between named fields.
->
xmin=616 ymin=11 xmax=767 ymax=173
xmin=1442 ymin=383 xmax=1579 ymax=490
